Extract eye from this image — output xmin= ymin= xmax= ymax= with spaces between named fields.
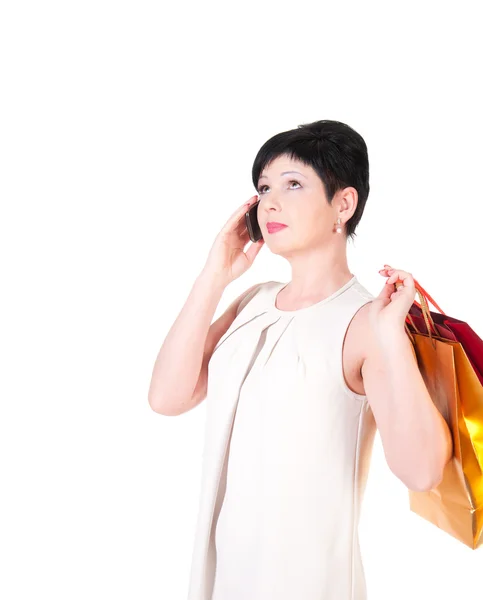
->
xmin=257 ymin=180 xmax=301 ymax=194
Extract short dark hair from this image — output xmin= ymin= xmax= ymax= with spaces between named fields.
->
xmin=251 ymin=119 xmax=370 ymax=242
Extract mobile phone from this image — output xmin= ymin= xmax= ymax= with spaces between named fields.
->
xmin=245 ymin=199 xmax=262 ymax=242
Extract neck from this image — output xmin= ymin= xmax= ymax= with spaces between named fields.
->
xmin=283 ymin=242 xmax=352 ymax=298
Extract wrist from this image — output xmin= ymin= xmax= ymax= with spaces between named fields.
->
xmin=198 ymin=267 xmax=229 ymax=291
xmin=374 ymin=324 xmax=408 ymax=352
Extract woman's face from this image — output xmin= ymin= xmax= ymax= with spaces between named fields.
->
xmin=256 ymin=154 xmax=347 ymax=255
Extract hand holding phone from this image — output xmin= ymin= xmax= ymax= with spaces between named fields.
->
xmin=202 ymin=195 xmax=265 ymax=287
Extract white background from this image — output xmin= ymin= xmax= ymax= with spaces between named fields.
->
xmin=1 ymin=1 xmax=482 ymax=598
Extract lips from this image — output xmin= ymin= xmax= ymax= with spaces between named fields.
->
xmin=267 ymin=222 xmax=287 ymax=233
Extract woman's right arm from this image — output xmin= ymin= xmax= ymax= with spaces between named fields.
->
xmin=148 ymin=271 xmax=261 ymax=416
xmin=148 ymin=193 xmax=265 ymax=417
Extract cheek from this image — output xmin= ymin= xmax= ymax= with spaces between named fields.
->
xmin=304 ymin=213 xmax=334 ymax=240
xmin=304 ymin=208 xmax=327 ymax=231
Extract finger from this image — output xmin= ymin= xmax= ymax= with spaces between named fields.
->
xmin=239 ymin=228 xmax=252 ymax=246
xmin=378 ymin=279 xmax=405 ymax=303
xmin=378 ymin=277 xmax=397 ymax=300
xmin=222 ymin=197 xmax=257 ymax=231
xmin=379 ymin=266 xmax=395 ymax=275
xmin=385 ymin=269 xmax=406 ymax=282
xmin=245 ymin=237 xmax=265 ymax=263
xmin=386 ymin=271 xmax=414 ymax=287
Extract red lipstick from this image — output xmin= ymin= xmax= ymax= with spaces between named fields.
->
xmin=267 ymin=222 xmax=288 ymax=233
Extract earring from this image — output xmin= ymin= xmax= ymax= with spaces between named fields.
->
xmin=335 ymin=217 xmax=342 ymax=234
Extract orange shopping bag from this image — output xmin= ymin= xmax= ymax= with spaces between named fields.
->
xmin=400 ymin=280 xmax=483 ymax=549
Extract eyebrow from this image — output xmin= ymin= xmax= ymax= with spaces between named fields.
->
xmin=258 ymin=170 xmax=307 ymax=181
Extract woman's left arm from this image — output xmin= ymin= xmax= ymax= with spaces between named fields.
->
xmin=360 ymin=265 xmax=453 ymax=492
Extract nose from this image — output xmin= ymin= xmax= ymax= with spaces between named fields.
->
xmin=260 ymin=193 xmax=282 ymax=212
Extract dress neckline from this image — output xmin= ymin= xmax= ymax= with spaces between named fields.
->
xmin=271 ymin=275 xmax=358 ymax=316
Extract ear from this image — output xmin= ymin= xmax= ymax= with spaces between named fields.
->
xmin=339 ymin=186 xmax=358 ymax=218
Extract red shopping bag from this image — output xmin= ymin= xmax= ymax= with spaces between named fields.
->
xmin=405 ymin=281 xmax=483 ymax=385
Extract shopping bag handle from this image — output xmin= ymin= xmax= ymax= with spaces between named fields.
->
xmin=412 ymin=279 xmax=446 ymax=315
xmin=394 ymin=278 xmax=446 ymax=350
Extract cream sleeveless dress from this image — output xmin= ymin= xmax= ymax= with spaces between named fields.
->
xmin=187 ymin=275 xmax=377 ymax=600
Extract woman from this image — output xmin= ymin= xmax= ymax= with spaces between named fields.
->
xmin=149 ymin=119 xmax=451 ymax=600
